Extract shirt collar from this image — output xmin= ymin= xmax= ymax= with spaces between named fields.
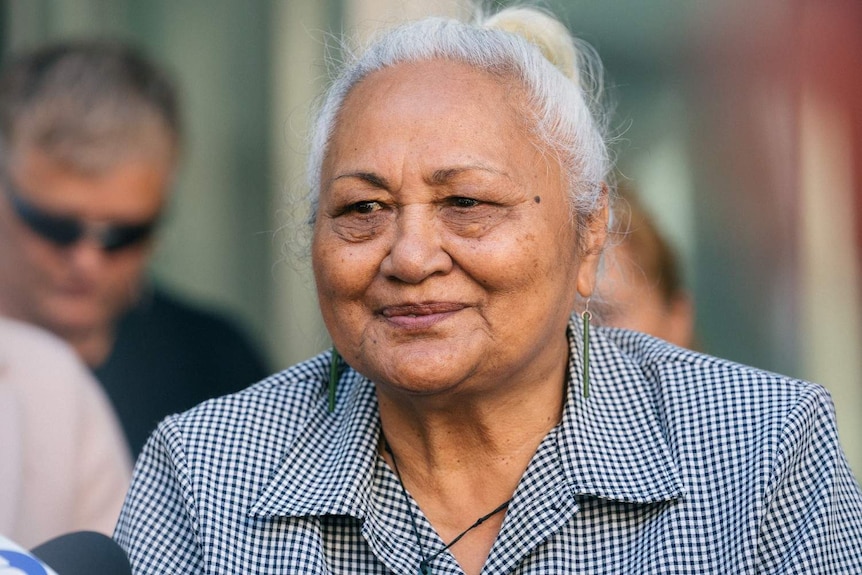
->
xmin=248 ymin=364 xmax=381 ymax=519
xmin=249 ymin=320 xmax=684 ymax=520
xmin=560 ymin=320 xmax=685 ymax=502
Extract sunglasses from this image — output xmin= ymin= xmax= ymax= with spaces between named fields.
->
xmin=2 ymin=175 xmax=159 ymax=253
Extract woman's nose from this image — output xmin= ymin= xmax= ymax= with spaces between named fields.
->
xmin=380 ymin=205 xmax=452 ymax=284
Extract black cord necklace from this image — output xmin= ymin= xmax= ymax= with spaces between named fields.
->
xmin=384 ymin=442 xmax=513 ymax=575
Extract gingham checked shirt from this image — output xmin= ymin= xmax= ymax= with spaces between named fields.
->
xmin=115 ymin=319 xmax=862 ymax=573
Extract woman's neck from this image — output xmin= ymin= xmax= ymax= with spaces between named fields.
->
xmin=376 ymin=369 xmax=566 ymax=575
xmin=376 ymin=357 xmax=566 ymax=470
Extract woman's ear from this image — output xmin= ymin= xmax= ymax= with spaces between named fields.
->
xmin=576 ymin=182 xmax=610 ymax=299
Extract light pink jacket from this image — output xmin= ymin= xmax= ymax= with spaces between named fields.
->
xmin=0 ymin=317 xmax=132 ymax=548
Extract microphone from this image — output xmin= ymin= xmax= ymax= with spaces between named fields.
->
xmin=0 ymin=531 xmax=131 ymax=575
xmin=0 ymin=534 xmax=58 ymax=575
xmin=31 ymin=532 xmax=131 ymax=575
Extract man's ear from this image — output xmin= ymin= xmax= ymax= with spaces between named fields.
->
xmin=576 ymin=182 xmax=609 ymax=299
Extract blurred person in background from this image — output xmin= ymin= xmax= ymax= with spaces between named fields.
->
xmin=596 ymin=185 xmax=695 ymax=348
xmin=0 ymin=316 xmax=130 ymax=548
xmin=0 ymin=40 xmax=269 ymax=458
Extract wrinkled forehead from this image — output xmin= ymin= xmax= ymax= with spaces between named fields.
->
xmin=323 ymin=60 xmax=547 ymax=181
xmin=340 ymin=57 xmax=530 ymax=121
xmin=327 ymin=59 xmax=538 ymax=159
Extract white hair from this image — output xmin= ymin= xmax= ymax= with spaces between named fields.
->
xmin=306 ymin=5 xmax=613 ymax=251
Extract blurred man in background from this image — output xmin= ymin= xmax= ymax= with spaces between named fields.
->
xmin=0 ymin=316 xmax=131 ymax=547
xmin=0 ymin=41 xmax=269 ymax=457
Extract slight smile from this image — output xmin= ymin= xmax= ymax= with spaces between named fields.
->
xmin=379 ymin=302 xmax=467 ymax=329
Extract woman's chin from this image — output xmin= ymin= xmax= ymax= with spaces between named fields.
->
xmin=377 ymin=374 xmax=466 ymax=397
xmin=358 ymin=345 xmax=483 ymax=397
xmin=339 ymin=303 xmax=504 ymax=399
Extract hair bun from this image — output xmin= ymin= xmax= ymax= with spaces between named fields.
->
xmin=482 ymin=7 xmax=578 ymax=83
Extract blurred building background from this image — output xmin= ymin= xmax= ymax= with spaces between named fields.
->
xmin=2 ymin=0 xmax=860 ymax=472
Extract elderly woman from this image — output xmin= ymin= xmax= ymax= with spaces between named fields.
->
xmin=116 ymin=6 xmax=862 ymax=574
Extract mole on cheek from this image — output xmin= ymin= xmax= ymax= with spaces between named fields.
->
xmin=534 ymin=196 xmax=541 ymax=204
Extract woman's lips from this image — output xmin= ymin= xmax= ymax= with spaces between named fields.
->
xmin=380 ymin=302 xmax=467 ymax=329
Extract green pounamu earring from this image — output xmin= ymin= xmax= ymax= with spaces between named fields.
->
xmin=328 ymin=347 xmax=341 ymax=412
xmin=582 ymin=299 xmax=591 ymax=398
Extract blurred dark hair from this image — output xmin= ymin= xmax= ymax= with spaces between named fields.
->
xmin=609 ymin=184 xmax=684 ymax=305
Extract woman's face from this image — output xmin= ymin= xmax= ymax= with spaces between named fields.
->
xmin=312 ymin=59 xmax=604 ymax=397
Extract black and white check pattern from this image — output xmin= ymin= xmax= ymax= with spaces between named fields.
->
xmin=116 ymin=318 xmax=862 ymax=573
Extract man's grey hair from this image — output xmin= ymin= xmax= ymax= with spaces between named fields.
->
xmin=0 ymin=40 xmax=181 ymax=173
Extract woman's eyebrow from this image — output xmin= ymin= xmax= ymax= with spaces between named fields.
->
xmin=329 ymin=171 xmax=390 ymax=189
xmin=428 ymin=165 xmax=506 ymax=185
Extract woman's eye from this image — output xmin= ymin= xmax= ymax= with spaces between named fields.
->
xmin=450 ymin=197 xmax=479 ymax=208
xmin=347 ymin=200 xmax=382 ymax=214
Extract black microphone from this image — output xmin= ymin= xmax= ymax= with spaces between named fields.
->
xmin=30 ymin=531 xmax=131 ymax=575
